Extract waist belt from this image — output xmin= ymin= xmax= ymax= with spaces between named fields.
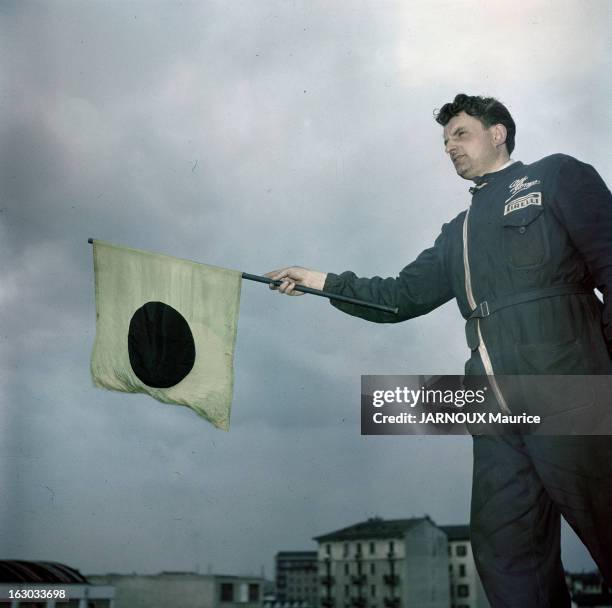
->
xmin=468 ymin=284 xmax=592 ymax=320
xmin=465 ymin=284 xmax=592 ymax=351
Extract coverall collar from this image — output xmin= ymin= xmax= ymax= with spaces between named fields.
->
xmin=472 ymin=159 xmax=522 ymax=187
xmin=469 ymin=159 xmax=523 ymax=194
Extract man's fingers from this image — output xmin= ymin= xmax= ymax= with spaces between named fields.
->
xmin=264 ymin=267 xmax=308 ymax=295
xmin=264 ymin=269 xmax=287 ymax=279
xmin=265 ymin=268 xmax=288 ymax=289
xmin=269 ymin=266 xmax=293 ymax=281
xmin=286 ymin=281 xmax=306 ymax=296
xmin=265 ymin=268 xmax=292 ymax=288
xmin=280 ymin=279 xmax=295 ymax=294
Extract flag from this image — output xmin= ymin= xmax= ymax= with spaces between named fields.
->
xmin=90 ymin=240 xmax=241 ymax=430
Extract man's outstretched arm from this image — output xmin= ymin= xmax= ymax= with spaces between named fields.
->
xmin=265 ymin=225 xmax=455 ymax=323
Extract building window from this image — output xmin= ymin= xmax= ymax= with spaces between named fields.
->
xmin=370 ymin=563 xmax=376 ymax=575
xmin=249 ymin=584 xmax=259 ymax=602
xmin=389 ymin=541 xmax=394 ymax=553
xmin=370 ymin=585 xmax=376 ymax=597
xmin=345 ymin=563 xmax=350 ymax=575
xmin=356 ymin=542 xmax=362 ymax=555
xmin=369 ymin=542 xmax=375 ymax=555
xmin=326 ymin=544 xmax=331 ymax=555
xmin=457 ymin=584 xmax=469 ymax=598
xmin=449 ymin=564 xmax=453 ymax=573
xmin=344 ymin=585 xmax=350 ymax=597
xmin=459 ymin=564 xmax=466 ymax=577
xmin=456 ymin=544 xmax=467 ymax=557
xmin=344 ymin=543 xmax=349 ymax=557
xmin=221 ymin=582 xmax=234 ymax=602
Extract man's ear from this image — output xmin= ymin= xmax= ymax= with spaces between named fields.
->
xmin=492 ymin=123 xmax=508 ymax=149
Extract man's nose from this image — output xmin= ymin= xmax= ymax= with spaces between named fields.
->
xmin=445 ymin=140 xmax=456 ymax=154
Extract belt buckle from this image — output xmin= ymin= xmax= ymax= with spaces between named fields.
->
xmin=480 ymin=301 xmax=490 ymax=317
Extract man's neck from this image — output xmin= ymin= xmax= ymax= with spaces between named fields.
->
xmin=473 ymin=157 xmax=515 ymax=181
xmin=495 ymin=158 xmax=516 ymax=172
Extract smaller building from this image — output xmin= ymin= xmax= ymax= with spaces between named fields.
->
xmin=567 ymin=571 xmax=611 ymax=596
xmin=440 ymin=526 xmax=489 ymax=608
xmin=88 ymin=572 xmax=263 ymax=608
xmin=567 ymin=571 xmax=612 ymax=607
xmin=275 ymin=552 xmax=318 ymax=608
xmin=0 ymin=560 xmax=114 ymax=607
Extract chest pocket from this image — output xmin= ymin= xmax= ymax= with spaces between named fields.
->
xmin=502 ymin=200 xmax=549 ymax=269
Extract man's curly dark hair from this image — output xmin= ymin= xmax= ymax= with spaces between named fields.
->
xmin=434 ymin=94 xmax=516 ymax=155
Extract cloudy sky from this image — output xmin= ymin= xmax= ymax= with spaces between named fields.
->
xmin=2 ymin=0 xmax=611 ymax=580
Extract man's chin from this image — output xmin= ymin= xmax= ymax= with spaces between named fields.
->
xmin=455 ymin=166 xmax=474 ymax=180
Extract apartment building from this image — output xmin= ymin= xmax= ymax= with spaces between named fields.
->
xmin=314 ymin=516 xmax=449 ymax=608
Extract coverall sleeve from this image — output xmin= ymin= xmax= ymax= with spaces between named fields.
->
xmin=551 ymin=155 xmax=612 ymax=354
xmin=322 ymin=224 xmax=454 ymax=323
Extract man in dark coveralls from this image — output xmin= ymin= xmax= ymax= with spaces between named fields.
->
xmin=266 ymin=94 xmax=612 ymax=606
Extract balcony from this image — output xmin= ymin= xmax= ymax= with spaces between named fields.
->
xmin=384 ymin=598 xmax=400 ymax=608
xmin=350 ymin=598 xmax=367 ymax=608
xmin=320 ymin=576 xmax=335 ymax=586
xmin=383 ymin=575 xmax=399 ymax=586
xmin=321 ymin=599 xmax=335 ymax=608
xmin=351 ymin=575 xmax=367 ymax=585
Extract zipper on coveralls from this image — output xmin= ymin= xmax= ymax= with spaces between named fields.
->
xmin=462 ymin=207 xmax=511 ymax=414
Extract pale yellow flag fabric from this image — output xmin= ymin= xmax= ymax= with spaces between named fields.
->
xmin=91 ymin=240 xmax=241 ymax=430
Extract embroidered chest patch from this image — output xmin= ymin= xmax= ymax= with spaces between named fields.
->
xmin=503 ymin=192 xmax=542 ymax=216
xmin=507 ymin=176 xmax=541 ymax=200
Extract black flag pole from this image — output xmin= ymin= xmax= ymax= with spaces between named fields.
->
xmin=241 ymin=272 xmax=399 ymax=314
xmin=88 ymin=239 xmax=398 ymax=315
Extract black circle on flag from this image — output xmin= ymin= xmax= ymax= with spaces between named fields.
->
xmin=128 ymin=301 xmax=196 ymax=388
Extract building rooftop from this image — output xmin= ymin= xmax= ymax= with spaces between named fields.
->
xmin=0 ymin=561 xmax=89 ymax=584
xmin=313 ymin=517 xmax=433 ymax=542
xmin=568 ymin=571 xmax=604 ymax=585
xmin=440 ymin=525 xmax=470 ymax=542
xmin=90 ymin=572 xmax=263 ymax=580
xmin=276 ymin=552 xmax=317 ymax=558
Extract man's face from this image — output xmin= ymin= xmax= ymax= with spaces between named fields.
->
xmin=443 ymin=112 xmax=501 ymax=180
